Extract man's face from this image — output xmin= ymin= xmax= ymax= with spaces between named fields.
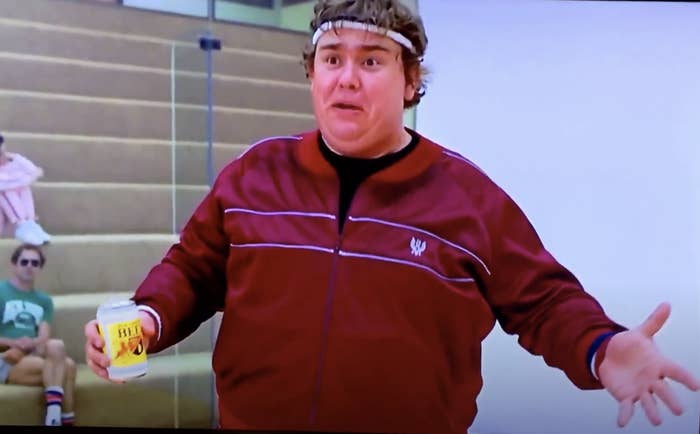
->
xmin=12 ymin=249 xmax=42 ymax=284
xmin=309 ymin=27 xmax=416 ymax=157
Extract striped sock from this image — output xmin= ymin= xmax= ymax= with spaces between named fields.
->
xmin=44 ymin=386 xmax=64 ymax=406
xmin=44 ymin=386 xmax=63 ymax=426
xmin=61 ymin=412 xmax=75 ymax=426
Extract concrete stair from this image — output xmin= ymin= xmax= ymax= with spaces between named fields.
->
xmin=0 ymin=0 xmax=313 ymax=427
xmin=0 ymin=0 xmax=309 ymax=56
xmin=0 ymin=352 xmax=213 ymax=428
xmin=31 ymin=182 xmax=208 ymax=234
xmin=0 ymin=235 xmax=176 ymax=296
xmin=0 ymin=53 xmax=312 ymax=112
xmin=0 ymin=91 xmax=313 ymax=143
xmin=0 ymin=15 xmax=309 ymax=83
xmin=2 ymin=133 xmax=245 ymax=185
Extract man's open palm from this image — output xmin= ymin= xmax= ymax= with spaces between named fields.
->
xmin=599 ymin=302 xmax=700 ymax=427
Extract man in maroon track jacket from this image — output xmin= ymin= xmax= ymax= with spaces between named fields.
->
xmin=85 ymin=1 xmax=699 ymax=433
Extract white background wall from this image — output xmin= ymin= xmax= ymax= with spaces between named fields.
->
xmin=417 ymin=1 xmax=699 ymax=434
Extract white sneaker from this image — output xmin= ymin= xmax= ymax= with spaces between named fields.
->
xmin=14 ymin=221 xmax=44 ymax=246
xmin=29 ymin=220 xmax=51 ymax=244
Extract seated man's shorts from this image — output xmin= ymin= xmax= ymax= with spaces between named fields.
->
xmin=0 ymin=358 xmax=11 ymax=383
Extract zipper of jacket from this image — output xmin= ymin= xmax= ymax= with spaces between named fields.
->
xmin=309 ymin=235 xmax=342 ymax=424
xmin=309 ymin=179 xmax=350 ymax=424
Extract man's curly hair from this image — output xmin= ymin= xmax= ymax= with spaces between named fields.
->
xmin=302 ymin=0 xmax=429 ymax=108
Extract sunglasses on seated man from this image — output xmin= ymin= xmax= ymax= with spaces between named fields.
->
xmin=19 ymin=258 xmax=41 ymax=268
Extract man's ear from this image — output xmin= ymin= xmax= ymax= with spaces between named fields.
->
xmin=306 ymin=57 xmax=316 ymax=80
xmin=404 ymin=83 xmax=416 ymax=101
xmin=308 ymin=68 xmax=316 ymax=94
xmin=404 ymin=66 xmax=419 ymax=101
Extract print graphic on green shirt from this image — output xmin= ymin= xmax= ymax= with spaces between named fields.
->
xmin=0 ymin=280 xmax=53 ymax=339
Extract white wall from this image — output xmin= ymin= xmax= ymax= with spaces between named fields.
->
xmin=417 ymin=1 xmax=699 ymax=434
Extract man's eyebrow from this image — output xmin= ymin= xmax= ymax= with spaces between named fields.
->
xmin=359 ymin=44 xmax=393 ymax=53
xmin=317 ymin=42 xmax=394 ymax=53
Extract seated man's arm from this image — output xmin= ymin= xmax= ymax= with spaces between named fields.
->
xmin=32 ymin=321 xmax=51 ymax=354
xmin=0 ymin=336 xmax=34 ymax=352
xmin=1 ymin=347 xmax=25 ymax=364
xmin=0 ymin=336 xmax=14 ymax=350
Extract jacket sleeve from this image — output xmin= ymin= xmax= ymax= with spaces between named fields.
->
xmin=131 ymin=170 xmax=230 ymax=353
xmin=482 ymin=188 xmax=627 ymax=389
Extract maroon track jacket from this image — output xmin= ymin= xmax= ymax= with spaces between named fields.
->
xmin=133 ymin=129 xmax=625 ymax=434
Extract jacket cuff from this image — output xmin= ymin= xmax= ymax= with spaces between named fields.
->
xmin=587 ymin=331 xmax=618 ymax=380
xmin=136 ymin=304 xmax=162 ymax=342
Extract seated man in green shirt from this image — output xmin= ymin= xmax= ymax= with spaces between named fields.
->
xmin=0 ymin=244 xmax=76 ymax=426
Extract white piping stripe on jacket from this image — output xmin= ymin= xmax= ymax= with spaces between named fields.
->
xmin=590 ymin=353 xmax=599 ymax=380
xmin=137 ymin=304 xmax=162 ymax=341
xmin=229 ymin=242 xmax=475 ymax=283
xmin=443 ymin=150 xmax=487 ymax=176
xmin=339 ymin=250 xmax=475 ymax=283
xmin=236 ymin=135 xmax=302 ymax=161
xmin=230 ymin=242 xmax=335 ymax=254
xmin=225 ymin=208 xmax=336 ymax=220
xmin=347 ymin=216 xmax=491 ymax=276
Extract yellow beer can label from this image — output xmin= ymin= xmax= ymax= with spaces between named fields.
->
xmin=103 ymin=319 xmax=147 ymax=368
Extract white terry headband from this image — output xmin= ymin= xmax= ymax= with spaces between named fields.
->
xmin=311 ymin=20 xmax=416 ymax=54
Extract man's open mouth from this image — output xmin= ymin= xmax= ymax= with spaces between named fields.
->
xmin=333 ymin=103 xmax=362 ymax=110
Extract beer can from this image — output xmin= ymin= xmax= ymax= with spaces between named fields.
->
xmin=96 ymin=299 xmax=148 ymax=380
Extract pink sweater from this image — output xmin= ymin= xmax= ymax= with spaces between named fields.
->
xmin=0 ymin=152 xmax=43 ymax=191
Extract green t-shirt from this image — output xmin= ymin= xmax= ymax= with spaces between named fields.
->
xmin=0 ymin=280 xmax=54 ymax=339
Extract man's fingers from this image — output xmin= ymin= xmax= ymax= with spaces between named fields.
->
xmin=84 ymin=323 xmax=110 ymax=370
xmin=662 ymin=360 xmax=700 ymax=391
xmin=651 ymin=379 xmax=684 ymax=416
xmin=86 ymin=358 xmax=125 ymax=384
xmin=640 ymin=392 xmax=662 ymax=426
xmin=85 ymin=343 xmax=110 ymax=369
xmin=84 ymin=319 xmax=104 ymax=349
xmin=637 ymin=302 xmax=670 ymax=337
xmin=85 ymin=340 xmax=125 ymax=384
xmin=617 ymin=399 xmax=635 ymax=427
xmin=137 ymin=311 xmax=155 ymax=352
xmin=86 ymin=358 xmax=110 ymax=380
xmin=137 ymin=311 xmax=156 ymax=340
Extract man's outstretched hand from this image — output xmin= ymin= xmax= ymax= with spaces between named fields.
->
xmin=599 ymin=302 xmax=699 ymax=427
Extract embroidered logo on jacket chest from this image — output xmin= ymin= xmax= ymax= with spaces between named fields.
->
xmin=409 ymin=237 xmax=427 ymax=257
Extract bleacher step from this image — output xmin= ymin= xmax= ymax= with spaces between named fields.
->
xmin=6 ymin=133 xmax=244 ymax=185
xmin=0 ymin=235 xmax=176 ymax=296
xmin=0 ymin=0 xmax=308 ymax=57
xmin=0 ymin=91 xmax=315 ymax=143
xmin=0 ymin=53 xmax=311 ymax=113
xmin=0 ymin=352 xmax=213 ymax=427
xmin=32 ymin=182 xmax=208 ymax=235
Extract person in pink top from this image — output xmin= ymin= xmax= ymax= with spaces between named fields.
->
xmin=0 ymin=133 xmax=51 ymax=246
